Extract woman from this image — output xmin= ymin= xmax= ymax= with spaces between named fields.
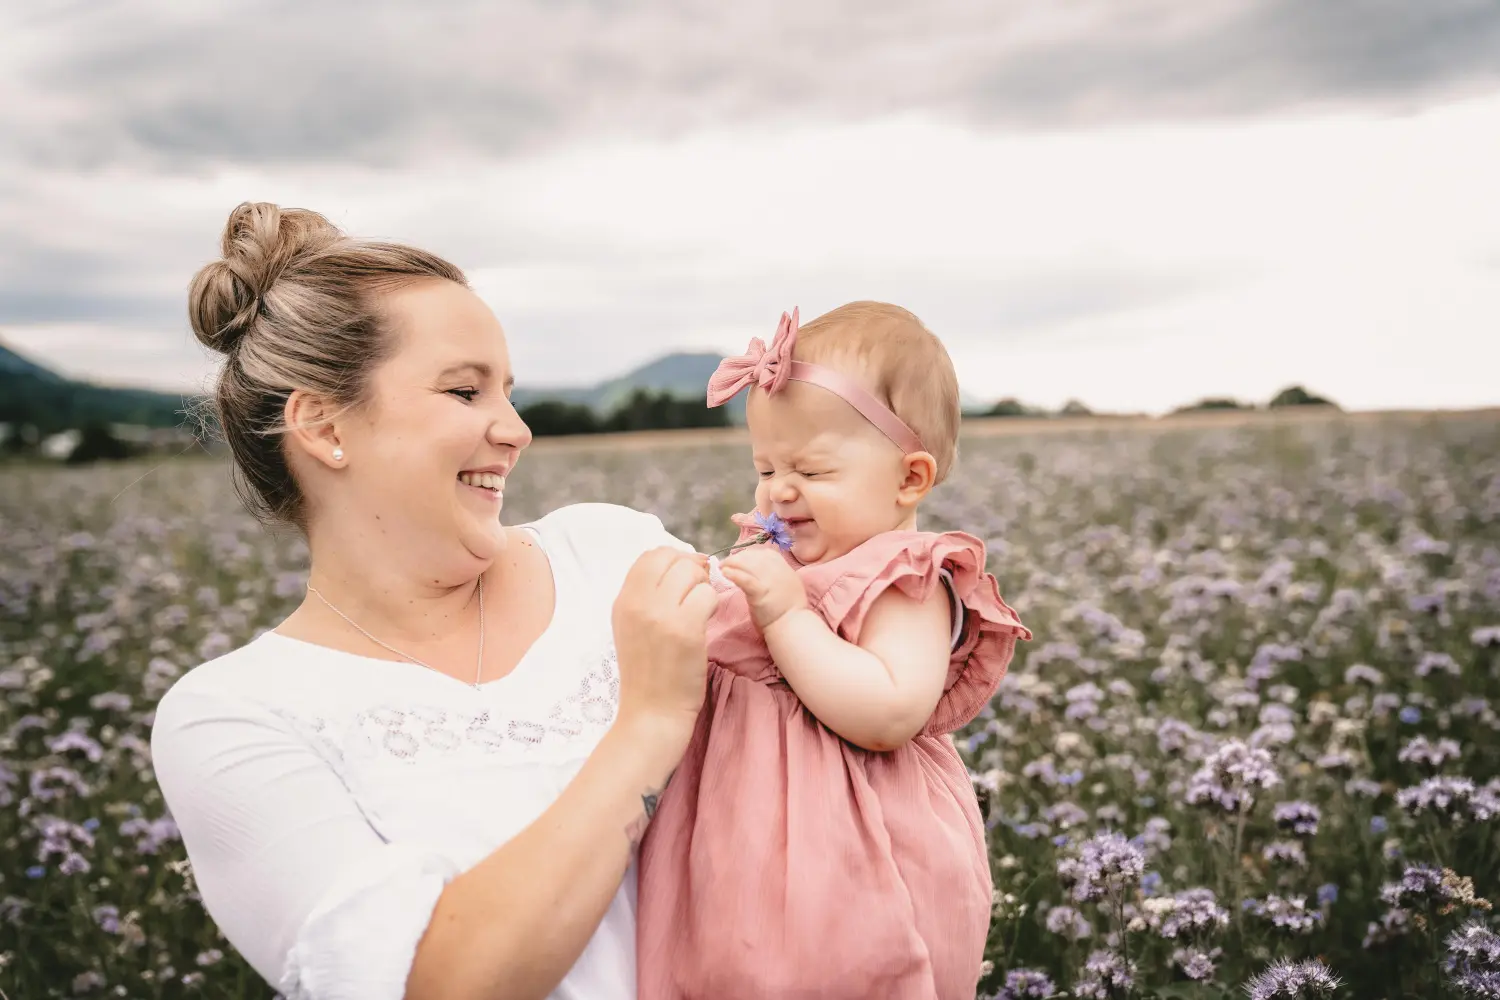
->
xmin=149 ymin=202 xmax=716 ymax=1000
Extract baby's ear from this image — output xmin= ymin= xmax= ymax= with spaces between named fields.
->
xmin=896 ymin=451 xmax=938 ymax=507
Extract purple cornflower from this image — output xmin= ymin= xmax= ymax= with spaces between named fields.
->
xmin=1243 ymin=958 xmax=1342 ymax=999
xmin=1398 ymin=736 xmax=1463 ymax=770
xmin=1172 ymin=946 xmax=1218 ymax=981
xmin=1273 ymin=801 xmax=1321 ymax=837
xmin=1245 ymin=894 xmax=1322 ymax=934
xmin=1057 ymin=831 xmax=1146 ymax=903
xmin=1317 ymin=883 xmax=1340 ymax=906
xmin=753 ymin=511 xmax=793 ymax=551
xmin=1446 ymin=921 xmax=1500 ymax=998
xmin=1185 ymin=740 xmax=1281 ymax=813
xmin=996 ymin=969 xmax=1055 ymax=999
xmin=1399 ymin=706 xmax=1422 ymax=724
xmin=711 ymin=511 xmax=794 ymax=557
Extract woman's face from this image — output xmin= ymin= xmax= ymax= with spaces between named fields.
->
xmin=318 ymin=279 xmax=532 ymax=575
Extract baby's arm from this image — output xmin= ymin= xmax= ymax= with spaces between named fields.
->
xmin=719 ymin=548 xmax=951 ymax=752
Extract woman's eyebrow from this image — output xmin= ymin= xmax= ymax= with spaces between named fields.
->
xmin=437 ymin=362 xmax=514 ymax=392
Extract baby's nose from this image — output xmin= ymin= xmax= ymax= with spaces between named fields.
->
xmin=770 ymin=477 xmax=799 ymax=503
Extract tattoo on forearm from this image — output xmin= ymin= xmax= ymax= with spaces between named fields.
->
xmin=625 ymin=774 xmax=672 ymax=847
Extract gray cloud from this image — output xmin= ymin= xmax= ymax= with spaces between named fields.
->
xmin=5 ymin=0 xmax=1499 ymax=170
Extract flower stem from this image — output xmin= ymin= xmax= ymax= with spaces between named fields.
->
xmin=709 ymin=533 xmax=768 ymax=559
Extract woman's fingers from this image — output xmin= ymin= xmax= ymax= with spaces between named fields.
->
xmin=659 ymin=552 xmax=710 ymax=605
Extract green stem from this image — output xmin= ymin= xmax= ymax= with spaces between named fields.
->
xmin=708 ymin=532 xmax=768 ymax=558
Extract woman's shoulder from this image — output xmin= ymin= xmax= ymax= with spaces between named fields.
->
xmin=150 ymin=633 xmax=299 ymax=741
xmin=526 ymin=503 xmax=695 ymax=574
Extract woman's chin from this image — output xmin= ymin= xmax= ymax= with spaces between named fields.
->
xmin=458 ymin=511 xmax=509 ymax=561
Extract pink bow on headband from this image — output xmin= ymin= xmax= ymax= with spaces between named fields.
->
xmin=705 ymin=308 xmax=800 ymax=406
xmin=705 ymin=307 xmax=927 ymax=455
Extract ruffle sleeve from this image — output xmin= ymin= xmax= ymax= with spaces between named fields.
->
xmin=811 ymin=530 xmax=1031 ymax=736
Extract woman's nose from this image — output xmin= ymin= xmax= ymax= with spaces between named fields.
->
xmin=489 ymin=398 xmax=533 ymax=451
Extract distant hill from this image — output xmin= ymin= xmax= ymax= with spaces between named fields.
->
xmin=0 ymin=339 xmax=190 ymax=433
xmin=514 ymin=352 xmax=747 ymax=422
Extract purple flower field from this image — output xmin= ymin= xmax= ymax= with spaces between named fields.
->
xmin=2 ymin=413 xmax=1499 ymax=998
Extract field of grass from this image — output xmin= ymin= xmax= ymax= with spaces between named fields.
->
xmin=2 ymin=411 xmax=1499 ymax=998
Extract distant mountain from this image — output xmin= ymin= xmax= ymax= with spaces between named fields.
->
xmin=0 ymin=338 xmax=190 ymax=433
xmin=513 ymin=351 xmax=746 ymax=422
xmin=512 ymin=351 xmax=1007 ymax=424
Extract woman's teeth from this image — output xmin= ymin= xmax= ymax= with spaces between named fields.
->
xmin=459 ymin=472 xmax=506 ymax=492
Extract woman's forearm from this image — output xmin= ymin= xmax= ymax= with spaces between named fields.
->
xmin=405 ymin=714 xmax=682 ymax=1000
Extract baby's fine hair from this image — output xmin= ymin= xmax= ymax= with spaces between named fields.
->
xmin=793 ymin=301 xmax=961 ymax=483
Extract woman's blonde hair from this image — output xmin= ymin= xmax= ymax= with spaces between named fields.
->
xmin=793 ymin=301 xmax=961 ymax=482
xmin=188 ymin=201 xmax=467 ymax=528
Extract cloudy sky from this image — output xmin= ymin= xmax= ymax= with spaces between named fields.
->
xmin=3 ymin=0 xmax=1499 ymax=413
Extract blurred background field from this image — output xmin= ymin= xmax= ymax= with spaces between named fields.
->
xmin=2 ymin=409 xmax=1498 ymax=998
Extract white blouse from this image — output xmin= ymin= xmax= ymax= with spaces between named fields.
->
xmin=150 ymin=504 xmax=692 ymax=1000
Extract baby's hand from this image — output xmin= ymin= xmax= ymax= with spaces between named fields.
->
xmin=719 ymin=546 xmax=807 ymax=631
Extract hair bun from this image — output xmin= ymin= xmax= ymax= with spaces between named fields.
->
xmin=188 ymin=201 xmax=343 ymax=355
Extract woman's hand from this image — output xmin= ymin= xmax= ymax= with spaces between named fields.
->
xmin=719 ymin=546 xmax=807 ymax=632
xmin=611 ymin=548 xmax=716 ymax=747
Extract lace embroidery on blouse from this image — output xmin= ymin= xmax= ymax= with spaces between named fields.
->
xmin=272 ymin=646 xmax=620 ymax=766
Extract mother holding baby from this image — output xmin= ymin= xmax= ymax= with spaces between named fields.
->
xmin=152 ymin=201 xmax=1026 ymax=1000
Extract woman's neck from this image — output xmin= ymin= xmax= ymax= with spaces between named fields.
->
xmin=292 ymin=533 xmax=493 ymax=648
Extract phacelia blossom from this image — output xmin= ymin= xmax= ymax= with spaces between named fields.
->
xmin=1245 ymin=894 xmax=1323 ymax=934
xmin=1056 ymin=831 xmax=1146 ymax=903
xmin=1243 ymin=958 xmax=1343 ymax=999
xmin=1073 ymin=950 xmax=1134 ymax=1000
xmin=1273 ymin=800 xmax=1321 ymax=837
xmin=1140 ymin=887 xmax=1229 ymax=939
xmin=1398 ymin=736 xmax=1463 ymax=770
xmin=1185 ymin=740 xmax=1281 ymax=812
xmin=995 ymin=969 xmax=1056 ymax=1000
xmin=1446 ymin=921 xmax=1500 ymax=998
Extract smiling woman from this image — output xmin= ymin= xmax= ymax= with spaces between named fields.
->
xmin=150 ymin=202 xmax=718 ymax=1000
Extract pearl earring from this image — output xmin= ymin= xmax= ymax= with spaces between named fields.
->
xmin=332 ymin=448 xmax=344 ymax=462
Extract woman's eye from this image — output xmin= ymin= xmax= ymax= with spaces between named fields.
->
xmin=448 ymin=388 xmax=479 ymax=402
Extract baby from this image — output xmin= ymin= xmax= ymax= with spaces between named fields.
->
xmin=637 ymin=302 xmax=1031 ymax=1000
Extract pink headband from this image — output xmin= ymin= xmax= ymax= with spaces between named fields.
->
xmin=706 ymin=308 xmax=926 ymax=455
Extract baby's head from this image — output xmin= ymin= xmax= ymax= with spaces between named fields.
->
xmin=714 ymin=301 xmax=960 ymax=565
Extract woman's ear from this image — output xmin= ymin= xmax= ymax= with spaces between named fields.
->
xmin=895 ymin=451 xmax=938 ymax=508
xmin=283 ymin=390 xmax=345 ymax=468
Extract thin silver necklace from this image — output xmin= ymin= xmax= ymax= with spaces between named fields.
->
xmin=306 ymin=577 xmax=486 ymax=689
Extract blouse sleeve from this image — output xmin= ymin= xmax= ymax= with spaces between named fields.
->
xmin=812 ymin=530 xmax=1032 ymax=737
xmin=150 ymin=683 xmax=460 ymax=1000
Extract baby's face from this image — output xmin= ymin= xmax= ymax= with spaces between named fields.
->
xmin=745 ymin=380 xmax=915 ymax=564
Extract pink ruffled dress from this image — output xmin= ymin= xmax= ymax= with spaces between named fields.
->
xmin=637 ymin=521 xmax=1031 ymax=1000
